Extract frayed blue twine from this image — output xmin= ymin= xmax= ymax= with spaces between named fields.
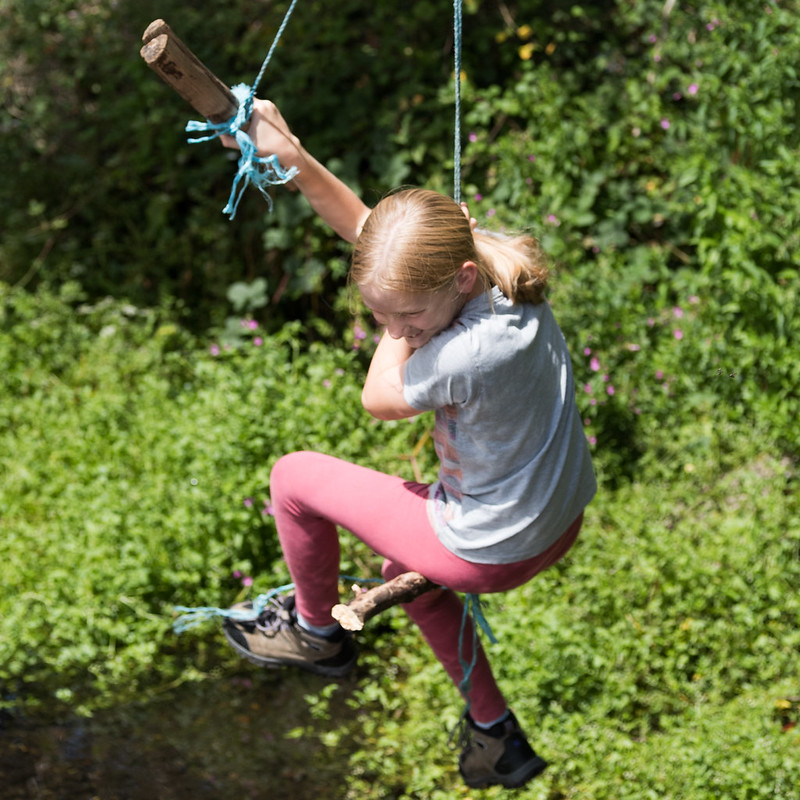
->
xmin=184 ymin=0 xmax=301 ymax=220
xmin=457 ymin=593 xmax=497 ymax=713
xmin=186 ymin=84 xmax=299 ymax=220
xmin=173 ymin=580 xmax=297 ymax=633
xmin=172 ymin=575 xmax=383 ymax=634
xmin=174 ymin=577 xmax=497 ymax=734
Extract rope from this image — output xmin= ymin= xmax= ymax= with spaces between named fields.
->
xmin=452 ymin=0 xmax=463 ymax=204
xmin=173 ymin=581 xmax=297 ymax=633
xmin=185 ymin=0 xmax=301 ymax=220
xmin=456 ymin=593 xmax=497 ymax=711
xmin=184 ymin=0 xmax=464 ymax=216
xmin=172 ymin=575 xmax=383 ymax=633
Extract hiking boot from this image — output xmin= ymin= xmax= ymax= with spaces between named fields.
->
xmin=458 ymin=711 xmax=547 ymax=789
xmin=223 ymin=593 xmax=357 ymax=677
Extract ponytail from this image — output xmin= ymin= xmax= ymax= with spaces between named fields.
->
xmin=473 ymin=229 xmax=549 ymax=305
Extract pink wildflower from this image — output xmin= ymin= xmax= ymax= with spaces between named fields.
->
xmin=590 ymin=357 xmax=601 ymax=372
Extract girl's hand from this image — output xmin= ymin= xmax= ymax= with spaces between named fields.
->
xmin=220 ymin=98 xmax=305 ymax=171
xmin=460 ymin=202 xmax=478 ymax=232
xmin=220 ymin=97 xmax=370 ymax=243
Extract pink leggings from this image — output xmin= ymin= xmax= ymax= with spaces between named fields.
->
xmin=270 ymin=451 xmax=583 ymax=723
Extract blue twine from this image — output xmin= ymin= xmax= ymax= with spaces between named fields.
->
xmin=173 ymin=581 xmax=297 ymax=633
xmin=453 ymin=0 xmax=463 ymax=204
xmin=172 ymin=575 xmax=383 ymax=633
xmin=457 ymin=593 xmax=498 ymax=712
xmin=185 ymin=0 xmax=301 ymax=220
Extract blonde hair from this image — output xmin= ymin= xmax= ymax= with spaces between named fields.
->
xmin=351 ymin=188 xmax=549 ymax=304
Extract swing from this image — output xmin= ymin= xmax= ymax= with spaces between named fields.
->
xmin=143 ymin=0 xmax=491 ymax=720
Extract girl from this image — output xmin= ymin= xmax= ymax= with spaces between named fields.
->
xmin=220 ymin=100 xmax=596 ymax=790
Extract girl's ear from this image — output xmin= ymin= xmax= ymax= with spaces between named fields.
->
xmin=455 ymin=260 xmax=479 ymax=295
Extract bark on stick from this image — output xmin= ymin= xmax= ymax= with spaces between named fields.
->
xmin=331 ymin=572 xmax=437 ymax=631
xmin=140 ymin=19 xmax=239 ymax=123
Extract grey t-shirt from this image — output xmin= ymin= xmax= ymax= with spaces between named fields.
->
xmin=403 ymin=287 xmax=597 ymax=564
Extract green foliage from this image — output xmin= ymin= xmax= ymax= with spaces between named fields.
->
xmin=2 ymin=1 xmax=800 ymax=797
xmin=2 ymin=258 xmax=799 ymax=795
xmin=0 ymin=0 xmax=515 ymax=329
xmin=0 ymin=281 xmax=432 ymax=714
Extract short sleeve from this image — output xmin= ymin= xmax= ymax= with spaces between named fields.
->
xmin=402 ymin=326 xmax=475 ymax=411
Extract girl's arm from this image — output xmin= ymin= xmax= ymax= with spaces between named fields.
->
xmin=221 ymin=99 xmax=370 ymax=243
xmin=361 ymin=332 xmax=421 ymax=421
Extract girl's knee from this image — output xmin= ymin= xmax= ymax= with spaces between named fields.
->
xmin=270 ymin=451 xmax=312 ymax=493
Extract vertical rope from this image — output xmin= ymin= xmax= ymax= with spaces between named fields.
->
xmin=453 ymin=0 xmax=463 ymax=204
xmin=247 ymin=0 xmax=301 ymax=111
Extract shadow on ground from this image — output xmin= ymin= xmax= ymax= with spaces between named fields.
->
xmin=1 ymin=667 xmax=362 ymax=800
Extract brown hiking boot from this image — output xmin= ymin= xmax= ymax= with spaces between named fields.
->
xmin=223 ymin=593 xmax=357 ymax=677
xmin=458 ymin=711 xmax=547 ymax=789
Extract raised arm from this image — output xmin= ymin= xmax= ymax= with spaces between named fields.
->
xmin=221 ymin=99 xmax=370 ymax=243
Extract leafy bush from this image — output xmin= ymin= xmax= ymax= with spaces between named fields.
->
xmin=0 ymin=281 xmax=432 ymax=714
xmin=0 ymin=0 xmax=523 ymax=327
xmin=3 ymin=1 xmax=800 ymax=796
xmin=2 ymin=266 xmax=798 ymax=795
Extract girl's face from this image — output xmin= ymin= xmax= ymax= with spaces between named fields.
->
xmin=359 ymin=283 xmax=465 ymax=349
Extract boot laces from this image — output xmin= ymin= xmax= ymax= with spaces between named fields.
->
xmin=254 ymin=594 xmax=296 ymax=634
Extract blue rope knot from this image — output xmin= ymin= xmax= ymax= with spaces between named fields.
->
xmin=185 ymin=83 xmax=299 ymax=220
xmin=183 ymin=0 xmax=301 ymax=220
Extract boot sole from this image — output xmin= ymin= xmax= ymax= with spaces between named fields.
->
xmin=223 ymin=625 xmax=357 ymax=677
xmin=462 ymin=755 xmax=547 ymax=789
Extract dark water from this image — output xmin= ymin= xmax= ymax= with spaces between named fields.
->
xmin=0 ymin=669 xmax=361 ymax=800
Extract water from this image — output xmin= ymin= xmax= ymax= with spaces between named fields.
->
xmin=0 ymin=668 xmax=360 ymax=799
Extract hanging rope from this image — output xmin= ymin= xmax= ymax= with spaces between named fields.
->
xmin=185 ymin=0 xmax=301 ymax=220
xmin=452 ymin=0 xmax=463 ymax=204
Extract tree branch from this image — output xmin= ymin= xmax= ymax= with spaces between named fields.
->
xmin=331 ymin=572 xmax=437 ymax=631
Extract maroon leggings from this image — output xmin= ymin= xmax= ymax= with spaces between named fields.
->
xmin=270 ymin=451 xmax=583 ymax=723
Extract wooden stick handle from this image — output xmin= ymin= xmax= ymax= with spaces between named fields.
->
xmin=140 ymin=19 xmax=239 ymax=124
xmin=331 ymin=572 xmax=438 ymax=631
